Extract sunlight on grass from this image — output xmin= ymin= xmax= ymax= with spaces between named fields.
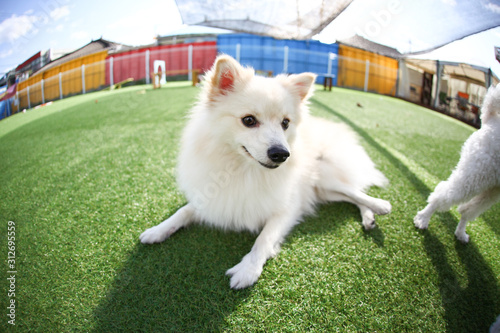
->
xmin=0 ymin=84 xmax=498 ymax=332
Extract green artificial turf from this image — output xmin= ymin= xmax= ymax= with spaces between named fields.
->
xmin=0 ymin=83 xmax=498 ymax=332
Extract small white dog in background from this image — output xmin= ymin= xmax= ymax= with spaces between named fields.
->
xmin=414 ymin=84 xmax=500 ymax=242
xmin=140 ymin=55 xmax=391 ymax=289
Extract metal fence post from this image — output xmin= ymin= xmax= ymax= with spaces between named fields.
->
xmin=59 ymin=72 xmax=63 ymax=100
xmin=109 ymin=57 xmax=114 ymax=87
xmin=283 ymin=46 xmax=289 ymax=73
xmin=433 ymin=60 xmax=442 ymax=109
xmin=327 ymin=52 xmax=333 ymax=75
xmin=188 ymin=45 xmax=193 ymax=81
xmin=145 ymin=50 xmax=150 ymax=84
xmin=364 ymin=60 xmax=370 ymax=92
xmin=81 ymin=64 xmax=86 ymax=94
xmin=236 ymin=44 xmax=241 ymax=63
xmin=41 ymin=79 xmax=45 ymax=104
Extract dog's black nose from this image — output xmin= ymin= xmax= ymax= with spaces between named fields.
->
xmin=268 ymin=146 xmax=290 ymax=163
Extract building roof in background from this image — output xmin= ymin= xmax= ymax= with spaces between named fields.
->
xmin=39 ymin=38 xmax=130 ymax=72
xmin=405 ymin=58 xmax=498 ymax=86
xmin=16 ymin=52 xmax=42 ymax=72
xmin=337 ymin=35 xmax=402 ymax=59
xmin=161 ymin=25 xmax=234 ymax=37
xmin=156 ymin=25 xmax=233 ymax=45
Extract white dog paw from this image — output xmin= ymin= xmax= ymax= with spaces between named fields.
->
xmin=139 ymin=226 xmax=172 ymax=244
xmin=455 ymin=231 xmax=470 ymax=243
xmin=414 ymin=212 xmax=430 ymax=229
xmin=372 ymin=199 xmax=391 ymax=215
xmin=362 ymin=218 xmax=377 ymax=230
xmin=226 ymin=260 xmax=263 ymax=289
xmin=362 ymin=211 xmax=376 ymax=230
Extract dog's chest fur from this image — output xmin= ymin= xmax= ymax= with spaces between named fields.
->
xmin=179 ymin=153 xmax=301 ymax=232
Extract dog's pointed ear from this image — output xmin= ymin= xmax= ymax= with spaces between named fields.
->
xmin=287 ymin=73 xmax=316 ymax=101
xmin=208 ymin=55 xmax=245 ymax=97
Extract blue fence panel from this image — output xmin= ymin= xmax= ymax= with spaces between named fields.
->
xmin=217 ymin=34 xmax=338 ymax=84
xmin=0 ymin=99 xmax=12 ymax=121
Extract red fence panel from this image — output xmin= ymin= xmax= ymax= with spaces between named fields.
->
xmin=105 ymin=41 xmax=217 ymax=85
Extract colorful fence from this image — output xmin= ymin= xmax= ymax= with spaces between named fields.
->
xmin=105 ymin=41 xmax=217 ymax=86
xmin=16 ymin=51 xmax=108 ymax=109
xmin=10 ymin=37 xmax=401 ymax=112
xmin=218 ymin=34 xmax=339 ymax=85
xmin=338 ymin=45 xmax=399 ymax=96
xmin=13 ymin=43 xmax=218 ymax=111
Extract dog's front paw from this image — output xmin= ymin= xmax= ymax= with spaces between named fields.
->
xmin=362 ymin=217 xmax=376 ymax=230
xmin=414 ymin=212 xmax=430 ymax=229
xmin=361 ymin=209 xmax=376 ymax=230
xmin=226 ymin=257 xmax=263 ymax=289
xmin=139 ymin=226 xmax=173 ymax=244
xmin=455 ymin=230 xmax=470 ymax=243
xmin=372 ymin=199 xmax=391 ymax=215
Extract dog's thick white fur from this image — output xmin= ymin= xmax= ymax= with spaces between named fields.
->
xmin=414 ymin=84 xmax=500 ymax=243
xmin=140 ymin=55 xmax=391 ymax=289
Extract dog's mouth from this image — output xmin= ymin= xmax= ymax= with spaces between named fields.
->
xmin=242 ymin=146 xmax=280 ymax=169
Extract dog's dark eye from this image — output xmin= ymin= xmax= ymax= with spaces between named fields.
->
xmin=242 ymin=115 xmax=258 ymax=128
xmin=281 ymin=118 xmax=290 ymax=130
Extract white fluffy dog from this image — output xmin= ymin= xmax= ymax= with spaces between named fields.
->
xmin=414 ymin=84 xmax=500 ymax=242
xmin=140 ymin=55 xmax=391 ymax=289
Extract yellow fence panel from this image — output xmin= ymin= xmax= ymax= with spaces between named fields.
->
xmin=43 ymin=74 xmax=61 ymax=102
xmin=15 ymin=51 xmax=108 ymax=109
xmin=16 ymin=88 xmax=29 ymax=110
xmin=338 ymin=45 xmax=398 ymax=96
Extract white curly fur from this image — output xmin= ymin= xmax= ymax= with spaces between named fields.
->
xmin=414 ymin=84 xmax=500 ymax=242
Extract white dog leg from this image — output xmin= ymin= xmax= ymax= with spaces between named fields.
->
xmin=359 ymin=204 xmax=377 ymax=230
xmin=454 ymin=217 xmax=470 ymax=243
xmin=321 ymin=190 xmax=389 ymax=229
xmin=414 ymin=202 xmax=438 ymax=229
xmin=140 ymin=204 xmax=195 ymax=244
xmin=415 ymin=180 xmax=460 ymax=229
xmin=324 ymin=189 xmax=391 ymax=216
xmin=456 ymin=186 xmax=500 ymax=243
xmin=340 ymin=190 xmax=391 ymax=216
xmin=226 ymin=213 xmax=298 ymax=289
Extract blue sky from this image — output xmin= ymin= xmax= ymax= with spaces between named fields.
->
xmin=1 ymin=0 xmax=500 ymax=76
xmin=0 ymin=0 xmax=182 ymax=74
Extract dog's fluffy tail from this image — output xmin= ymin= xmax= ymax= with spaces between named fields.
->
xmin=480 ymin=83 xmax=500 ymax=123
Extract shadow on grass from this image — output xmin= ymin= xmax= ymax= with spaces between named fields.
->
xmin=302 ymin=199 xmax=383 ymax=233
xmin=362 ymin=226 xmax=385 ymax=247
xmin=420 ymin=221 xmax=500 ymax=332
xmin=92 ymin=203 xmax=362 ymax=331
xmin=311 ymin=97 xmax=500 ymax=332
xmin=481 ymin=205 xmax=500 ymax=239
xmin=92 ymin=224 xmax=256 ymax=332
xmin=300 ymin=200 xmax=386 ymax=247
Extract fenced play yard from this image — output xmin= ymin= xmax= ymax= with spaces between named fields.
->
xmin=0 ymin=83 xmax=499 ymax=332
